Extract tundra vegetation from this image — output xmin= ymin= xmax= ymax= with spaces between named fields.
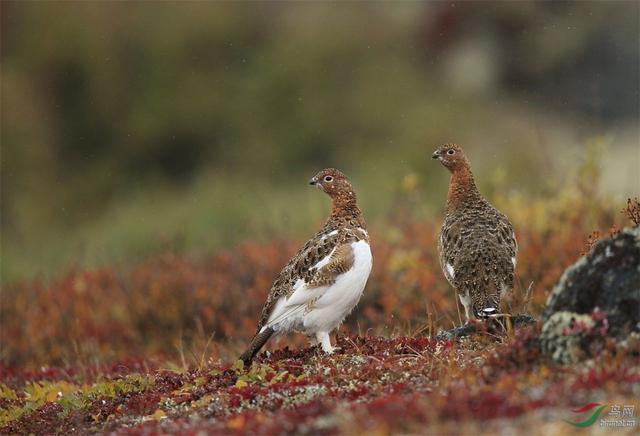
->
xmin=2 ymin=2 xmax=638 ymax=434
xmin=2 ymin=193 xmax=638 ymax=434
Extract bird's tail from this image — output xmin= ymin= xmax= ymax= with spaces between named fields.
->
xmin=473 ymin=291 xmax=502 ymax=319
xmin=477 ymin=306 xmax=501 ymax=318
xmin=239 ymin=327 xmax=274 ymax=365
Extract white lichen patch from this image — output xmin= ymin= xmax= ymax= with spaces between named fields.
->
xmin=540 ymin=311 xmax=594 ymax=364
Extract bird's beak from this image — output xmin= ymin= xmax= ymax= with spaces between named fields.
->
xmin=431 ymin=151 xmax=441 ymax=160
xmin=309 ymin=177 xmax=318 ymax=186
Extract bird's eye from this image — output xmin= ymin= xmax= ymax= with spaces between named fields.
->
xmin=447 ymin=149 xmax=455 ymax=155
xmin=324 ymin=176 xmax=334 ymax=182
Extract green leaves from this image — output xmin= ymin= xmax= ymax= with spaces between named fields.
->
xmin=24 ymin=381 xmax=80 ymax=410
xmin=0 ymin=374 xmax=157 ymax=429
xmin=0 ymin=384 xmax=17 ymax=401
xmin=234 ymin=361 xmax=293 ymax=387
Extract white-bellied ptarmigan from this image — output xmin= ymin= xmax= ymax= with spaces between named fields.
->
xmin=239 ymin=168 xmax=372 ymax=364
xmin=432 ymin=144 xmax=517 ymax=322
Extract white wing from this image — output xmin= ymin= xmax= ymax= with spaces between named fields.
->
xmin=260 ymin=247 xmax=337 ymax=331
xmin=261 ymin=281 xmax=329 ymax=332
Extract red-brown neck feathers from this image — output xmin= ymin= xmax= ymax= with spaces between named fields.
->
xmin=431 ymin=144 xmax=481 ymax=211
xmin=309 ymin=168 xmax=365 ymax=227
xmin=330 ymin=188 xmax=365 ymax=228
xmin=447 ymin=164 xmax=481 ymax=211
xmin=331 ymin=196 xmax=364 ymax=225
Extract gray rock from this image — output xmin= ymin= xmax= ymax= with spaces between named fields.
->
xmin=543 ymin=226 xmax=640 ymax=339
xmin=540 ymin=311 xmax=595 ymax=364
xmin=540 ymin=227 xmax=640 ymax=363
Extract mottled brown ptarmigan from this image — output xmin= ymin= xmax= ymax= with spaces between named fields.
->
xmin=432 ymin=144 xmax=517 ymax=322
xmin=239 ymin=168 xmax=372 ymax=364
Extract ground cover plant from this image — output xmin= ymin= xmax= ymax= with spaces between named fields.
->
xmin=1 ymin=332 xmax=638 ymax=434
xmin=1 ymin=193 xmax=638 ymax=434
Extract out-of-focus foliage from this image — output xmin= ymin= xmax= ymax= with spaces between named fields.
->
xmin=1 ymin=1 xmax=638 ymax=282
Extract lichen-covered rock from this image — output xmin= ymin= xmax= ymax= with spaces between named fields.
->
xmin=619 ymin=329 xmax=640 ymax=355
xmin=541 ymin=227 xmax=640 ymax=363
xmin=543 ymin=226 xmax=640 ymax=338
xmin=540 ymin=311 xmax=596 ymax=364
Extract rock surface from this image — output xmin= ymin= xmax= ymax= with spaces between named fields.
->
xmin=540 ymin=310 xmax=604 ymax=364
xmin=541 ymin=226 xmax=640 ymax=363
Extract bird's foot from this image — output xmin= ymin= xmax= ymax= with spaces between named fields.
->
xmin=315 ymin=331 xmax=336 ymax=354
xmin=323 ymin=345 xmax=342 ymax=355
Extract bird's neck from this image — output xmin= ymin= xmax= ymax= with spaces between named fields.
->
xmin=329 ymin=194 xmax=366 ymax=228
xmin=447 ymin=165 xmax=482 ymax=212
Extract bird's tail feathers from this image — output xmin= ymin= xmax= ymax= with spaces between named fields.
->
xmin=477 ymin=306 xmax=501 ymax=318
xmin=472 ymin=290 xmax=501 ymax=319
xmin=239 ymin=327 xmax=274 ymax=365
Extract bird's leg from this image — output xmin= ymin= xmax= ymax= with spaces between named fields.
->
xmin=463 ymin=305 xmax=471 ymax=323
xmin=307 ymin=334 xmax=319 ymax=347
xmin=315 ymin=331 xmax=335 ymax=354
xmin=458 ymin=292 xmax=472 ymax=324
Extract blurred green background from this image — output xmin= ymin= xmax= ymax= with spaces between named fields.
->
xmin=1 ymin=1 xmax=638 ymax=283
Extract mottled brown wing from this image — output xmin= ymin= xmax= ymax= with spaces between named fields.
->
xmin=306 ymin=242 xmax=355 ymax=288
xmin=438 ymin=220 xmax=464 ymax=289
xmin=255 ymin=227 xmax=343 ymax=331
xmin=493 ymin=210 xmax=517 ymax=289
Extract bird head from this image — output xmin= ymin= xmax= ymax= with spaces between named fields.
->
xmin=431 ymin=143 xmax=469 ymax=172
xmin=309 ymin=168 xmax=354 ymax=200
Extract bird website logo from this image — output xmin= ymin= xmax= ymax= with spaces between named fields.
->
xmin=562 ymin=403 xmax=637 ymax=428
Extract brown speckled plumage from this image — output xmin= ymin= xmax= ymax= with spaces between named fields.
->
xmin=240 ymin=168 xmax=370 ymax=364
xmin=432 ymin=144 xmax=517 ymax=321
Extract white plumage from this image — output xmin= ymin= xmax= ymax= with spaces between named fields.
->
xmin=261 ymin=240 xmax=372 ymax=353
xmin=445 ymin=263 xmax=455 ymax=281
